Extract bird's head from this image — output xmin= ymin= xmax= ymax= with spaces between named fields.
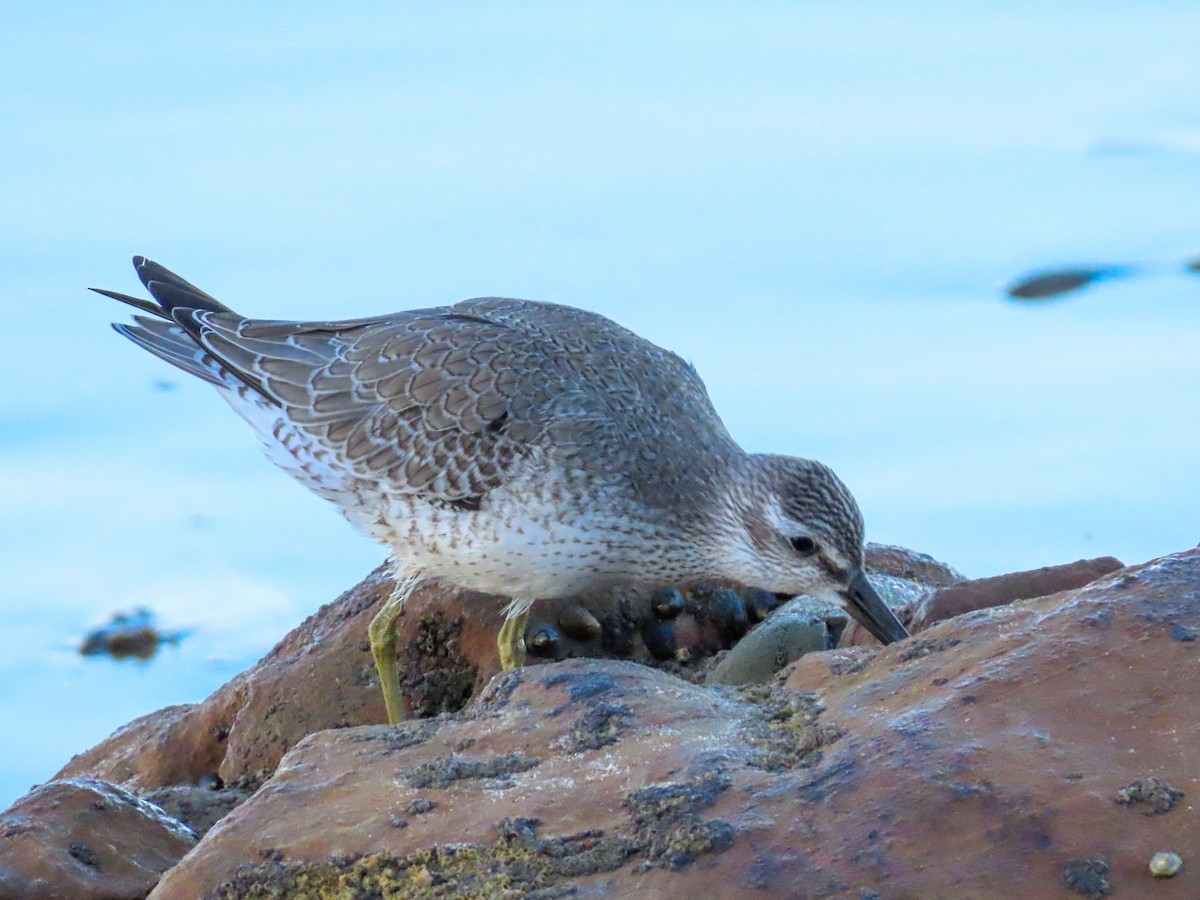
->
xmin=719 ymin=454 xmax=909 ymax=645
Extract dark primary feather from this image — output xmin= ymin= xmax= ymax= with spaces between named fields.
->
xmin=133 ymin=255 xmax=233 ymax=315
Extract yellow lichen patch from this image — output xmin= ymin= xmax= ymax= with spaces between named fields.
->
xmin=212 ymin=770 xmax=740 ymax=898
xmin=734 ymin=683 xmax=831 ymax=771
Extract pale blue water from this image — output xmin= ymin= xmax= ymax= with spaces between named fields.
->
xmin=1 ymin=3 xmax=1198 ymax=807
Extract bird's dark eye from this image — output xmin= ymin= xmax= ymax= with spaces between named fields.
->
xmin=790 ymin=536 xmax=817 ymax=555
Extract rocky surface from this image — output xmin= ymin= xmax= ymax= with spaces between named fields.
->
xmin=151 ymin=660 xmax=829 ymax=897
xmin=863 ymin=542 xmax=965 ymax=586
xmin=782 ymin=550 xmax=1199 ymax=898
xmin=0 ymin=778 xmax=196 ymax=899
xmin=56 ymin=566 xmax=395 ymax=795
xmin=149 ymin=548 xmax=1200 ymax=898
xmin=908 ymin=555 xmax=1124 ymax=630
xmin=6 ymin=544 xmax=1198 ymax=897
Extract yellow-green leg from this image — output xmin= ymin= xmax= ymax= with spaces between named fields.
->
xmin=368 ymin=574 xmax=417 ymax=725
xmin=497 ymin=606 xmax=530 ymax=670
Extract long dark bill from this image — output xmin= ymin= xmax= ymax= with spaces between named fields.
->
xmin=841 ymin=569 xmax=910 ymax=644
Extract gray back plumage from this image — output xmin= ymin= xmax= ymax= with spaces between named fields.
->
xmin=100 ymin=258 xmax=739 ymax=513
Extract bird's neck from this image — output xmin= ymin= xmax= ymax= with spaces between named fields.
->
xmin=690 ymin=453 xmax=776 ymax=584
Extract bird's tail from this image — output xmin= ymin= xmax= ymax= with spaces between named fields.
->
xmin=92 ymin=256 xmax=240 ymax=389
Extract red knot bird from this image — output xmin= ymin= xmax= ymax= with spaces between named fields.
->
xmin=96 ymin=257 xmax=909 ymax=722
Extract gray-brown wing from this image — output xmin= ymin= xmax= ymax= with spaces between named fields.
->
xmin=103 ymin=255 xmax=736 ymax=508
xmin=172 ymin=304 xmax=549 ymax=506
xmin=445 ymin=297 xmax=739 ymax=474
xmin=180 ymin=296 xmax=729 ymax=508
xmin=177 ymin=296 xmax=735 ymax=507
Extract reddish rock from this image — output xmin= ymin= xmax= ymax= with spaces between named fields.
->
xmin=152 ymin=548 xmax=1200 ymax=898
xmin=56 ymin=565 xmax=516 ymax=792
xmin=908 ymin=555 xmax=1124 ymax=630
xmin=52 ymin=704 xmax=213 ymax=790
xmin=151 ymin=660 xmax=832 ymax=898
xmin=784 ymin=549 xmax=1200 ymax=897
xmin=840 ymin=555 xmax=1124 ymax=646
xmin=141 ymin=785 xmax=252 ymax=838
xmin=864 ymin=542 xmax=964 ymax=587
xmin=55 ymin=565 xmax=788 ymax=795
xmin=0 ymin=778 xmax=196 ymax=899
xmin=46 ymin=540 xmax=1199 ymax=898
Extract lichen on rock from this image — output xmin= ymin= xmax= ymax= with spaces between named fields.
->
xmin=1114 ymin=777 xmax=1184 ymax=815
xmin=211 ymin=768 xmax=743 ymax=899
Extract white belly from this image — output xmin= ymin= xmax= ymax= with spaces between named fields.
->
xmin=224 ymin=392 xmax=683 ymax=599
xmin=377 ymin=489 xmax=659 ymax=598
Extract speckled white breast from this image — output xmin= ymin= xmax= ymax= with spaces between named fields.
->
xmin=225 ymin=388 xmax=706 ymax=600
xmin=374 ymin=474 xmax=672 ymax=599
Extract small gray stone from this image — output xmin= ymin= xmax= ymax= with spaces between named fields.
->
xmin=1149 ymin=851 xmax=1182 ymax=877
xmin=708 ymin=599 xmax=840 ymax=686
